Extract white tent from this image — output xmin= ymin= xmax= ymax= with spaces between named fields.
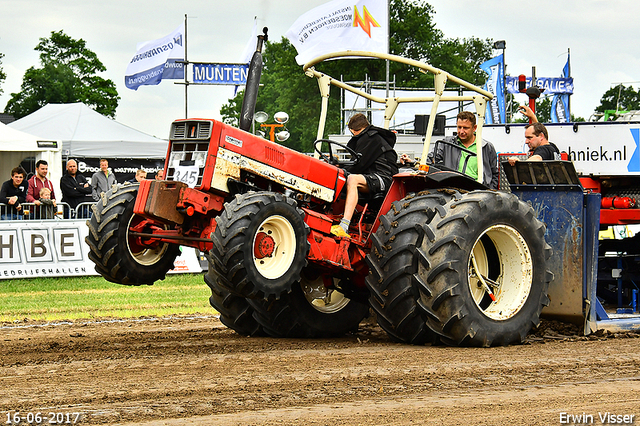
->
xmin=8 ymin=103 xmax=168 ymax=159
xmin=0 ymin=123 xmax=62 ymax=197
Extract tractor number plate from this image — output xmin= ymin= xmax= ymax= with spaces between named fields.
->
xmin=174 ymin=166 xmax=199 ymax=188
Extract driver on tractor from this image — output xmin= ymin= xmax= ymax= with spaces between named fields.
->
xmin=428 ymin=111 xmax=500 ymax=189
xmin=331 ymin=113 xmax=399 ymax=238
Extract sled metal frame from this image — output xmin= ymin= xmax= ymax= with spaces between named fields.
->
xmin=503 ymin=161 xmax=640 ymax=335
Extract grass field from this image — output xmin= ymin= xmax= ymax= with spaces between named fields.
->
xmin=0 ymin=273 xmax=214 ymax=323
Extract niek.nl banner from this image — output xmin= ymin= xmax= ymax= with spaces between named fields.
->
xmin=480 ymin=54 xmax=506 ymax=124
xmin=125 ymin=23 xmax=185 ymax=90
xmin=286 ymin=0 xmax=389 ymax=66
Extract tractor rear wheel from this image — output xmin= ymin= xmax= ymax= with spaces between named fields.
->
xmin=85 ymin=184 xmax=180 ymax=285
xmin=367 ymin=190 xmax=552 ymax=347
xmin=209 ymin=192 xmax=310 ymax=300
xmin=419 ymin=190 xmax=552 ymax=346
xmin=365 ymin=190 xmax=454 ymax=344
xmin=249 ymin=267 xmax=369 ymax=337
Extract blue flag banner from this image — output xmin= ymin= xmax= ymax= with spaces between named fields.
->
xmin=125 ymin=23 xmax=185 ymax=91
xmin=551 ymin=55 xmax=571 ymax=123
xmin=506 ymin=76 xmax=573 ymax=95
xmin=480 ymin=54 xmax=505 ymax=124
xmin=192 ymin=63 xmax=250 ymax=85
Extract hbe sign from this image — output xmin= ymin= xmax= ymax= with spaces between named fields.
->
xmin=0 ymin=221 xmax=97 ymax=279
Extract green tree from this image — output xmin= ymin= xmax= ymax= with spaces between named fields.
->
xmin=511 ymin=97 xmax=584 ymax=123
xmin=221 ymin=0 xmax=494 ymax=152
xmin=4 ymin=30 xmax=119 ymax=119
xmin=0 ymin=53 xmax=6 ymax=96
xmin=595 ymin=84 xmax=640 ymax=118
xmin=513 ymin=97 xmax=552 ymax=123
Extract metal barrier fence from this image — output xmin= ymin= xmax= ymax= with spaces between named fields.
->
xmin=0 ymin=202 xmax=95 ymax=220
xmin=74 ymin=202 xmax=94 ymax=219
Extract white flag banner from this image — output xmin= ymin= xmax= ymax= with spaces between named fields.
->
xmin=233 ymin=17 xmax=258 ymax=96
xmin=285 ymin=0 xmax=388 ymax=66
xmin=240 ymin=18 xmax=259 ymax=64
xmin=125 ymin=23 xmax=185 ymax=91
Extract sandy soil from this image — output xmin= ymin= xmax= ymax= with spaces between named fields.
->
xmin=1 ymin=316 xmax=639 ymax=425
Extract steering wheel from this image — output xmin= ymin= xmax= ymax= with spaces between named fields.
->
xmin=313 ymin=139 xmax=360 ymax=166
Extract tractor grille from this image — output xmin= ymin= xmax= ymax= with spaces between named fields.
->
xmin=167 ymin=120 xmax=212 ymax=188
xmin=265 ymin=146 xmax=285 ymax=166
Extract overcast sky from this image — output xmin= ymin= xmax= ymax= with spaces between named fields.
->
xmin=1 ymin=0 xmax=639 ymax=138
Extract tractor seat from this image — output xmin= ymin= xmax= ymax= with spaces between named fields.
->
xmin=356 ymin=191 xmax=387 ymax=222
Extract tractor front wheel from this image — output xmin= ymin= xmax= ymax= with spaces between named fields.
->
xmin=209 ymin=192 xmax=310 ymax=300
xmin=85 ymin=184 xmax=180 ymax=285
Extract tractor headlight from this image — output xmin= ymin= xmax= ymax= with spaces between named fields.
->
xmin=192 ymin=151 xmax=207 ymax=168
xmin=169 ymin=152 xmax=185 ymax=169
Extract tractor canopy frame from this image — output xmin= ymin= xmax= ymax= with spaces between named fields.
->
xmin=303 ymin=50 xmax=493 ymax=185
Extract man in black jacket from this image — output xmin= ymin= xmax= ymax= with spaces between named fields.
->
xmin=331 ymin=113 xmax=398 ymax=237
xmin=0 ymin=166 xmax=28 ymax=220
xmin=60 ymin=159 xmax=93 ymax=218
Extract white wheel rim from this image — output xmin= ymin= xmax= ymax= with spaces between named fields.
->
xmin=301 ymin=274 xmax=350 ymax=313
xmin=468 ymin=225 xmax=533 ymax=321
xmin=252 ymin=215 xmax=297 ymax=279
xmin=126 ymin=214 xmax=169 ymax=266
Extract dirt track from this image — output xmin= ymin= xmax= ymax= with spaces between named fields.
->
xmin=1 ymin=316 xmax=639 ymax=425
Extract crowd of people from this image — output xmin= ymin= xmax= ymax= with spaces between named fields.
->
xmin=0 ymin=159 xmax=164 ymax=220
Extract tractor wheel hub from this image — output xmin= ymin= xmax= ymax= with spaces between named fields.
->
xmin=254 ymin=232 xmax=275 ymax=259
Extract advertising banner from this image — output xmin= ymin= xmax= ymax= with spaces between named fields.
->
xmin=0 ymin=220 xmax=202 ymax=279
xmin=286 ymin=0 xmax=389 ymax=65
xmin=506 ymin=76 xmax=573 ymax=95
xmin=125 ymin=23 xmax=185 ymax=90
xmin=480 ymin=54 xmax=506 ymax=124
xmin=74 ymin=158 xmax=166 ymax=183
xmin=482 ymin=122 xmax=640 ymax=176
xmin=192 ymin=63 xmax=249 ymax=85
xmin=551 ymin=55 xmax=572 ymax=123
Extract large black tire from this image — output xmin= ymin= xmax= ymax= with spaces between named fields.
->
xmin=204 ymin=267 xmax=264 ymax=336
xmin=85 ymin=184 xmax=180 ymax=285
xmin=249 ymin=267 xmax=370 ymax=338
xmin=365 ymin=190 xmax=455 ymax=344
xmin=209 ymin=192 xmax=310 ymax=300
xmin=367 ymin=190 xmax=552 ymax=347
xmin=421 ymin=190 xmax=552 ymax=347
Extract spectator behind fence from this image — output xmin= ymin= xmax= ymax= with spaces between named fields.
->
xmin=92 ymin=158 xmax=117 ymax=201
xmin=0 ymin=166 xmax=28 ymax=220
xmin=128 ymin=169 xmax=147 ymax=184
xmin=26 ymin=160 xmax=56 ymax=205
xmin=61 ymin=159 xmax=93 ymax=213
xmin=155 ymin=169 xmax=164 ymax=180
xmin=39 ymin=187 xmax=57 ymax=219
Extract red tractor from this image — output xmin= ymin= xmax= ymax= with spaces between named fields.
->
xmin=86 ymin=48 xmax=551 ymax=347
